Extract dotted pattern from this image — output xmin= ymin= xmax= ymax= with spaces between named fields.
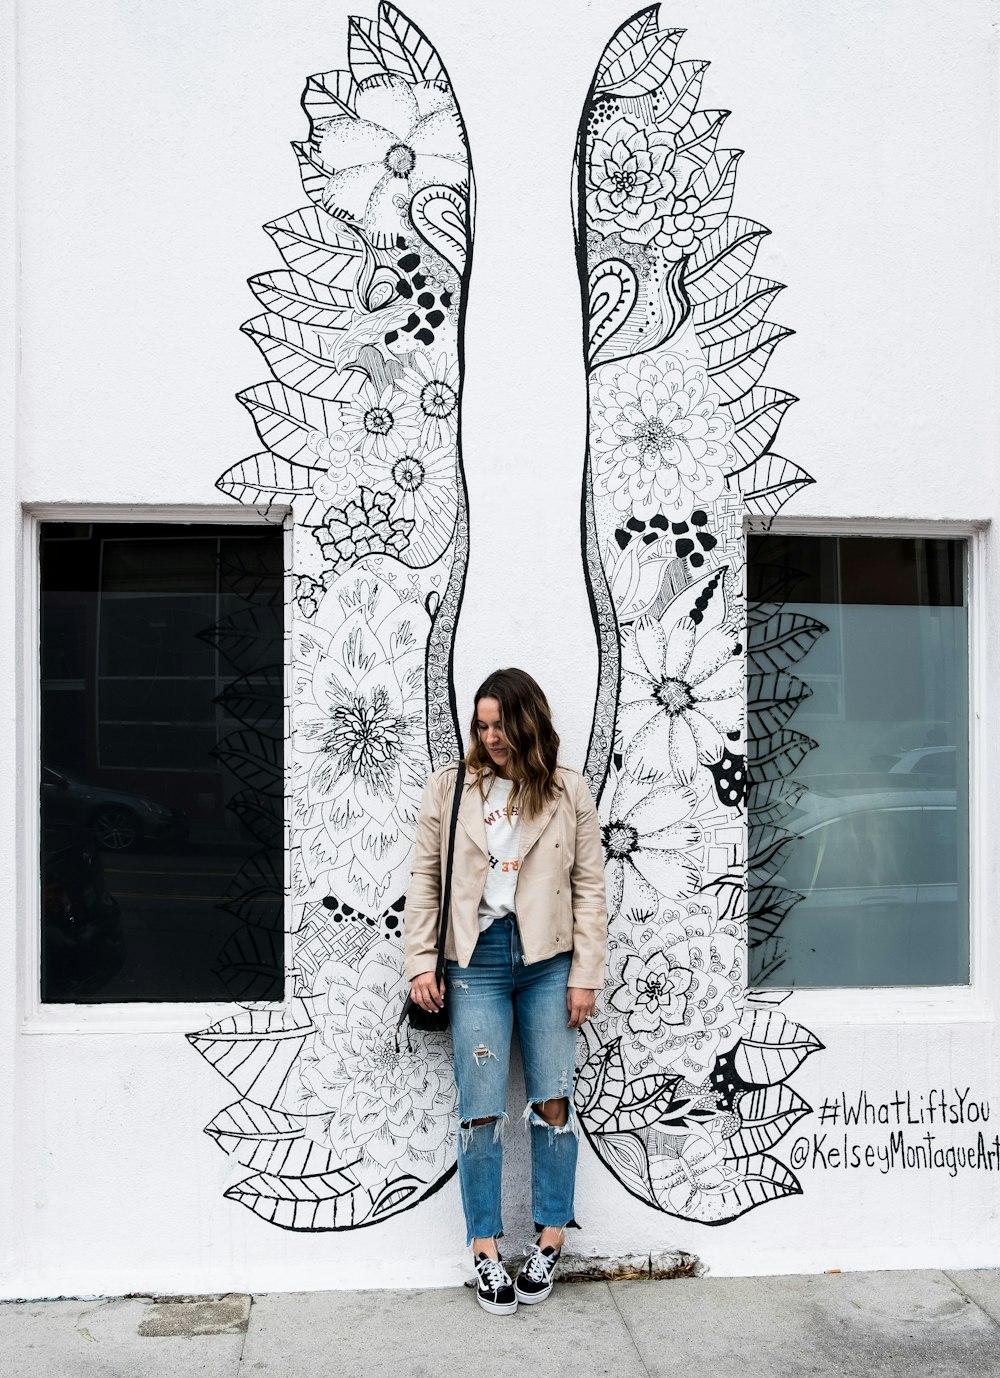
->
xmin=613 ymin=509 xmax=719 ymax=568
xmin=708 ymin=750 xmax=747 ymax=808
xmin=384 ymin=250 xmax=453 ymax=348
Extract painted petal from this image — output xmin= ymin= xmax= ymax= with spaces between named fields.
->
xmin=412 ymin=80 xmax=456 ymax=118
xmin=661 ymin=617 xmax=696 ymax=679
xmin=617 ymin=698 xmax=659 ymax=739
xmin=668 ymin=713 xmax=700 ymax=779
xmin=631 ymin=845 xmax=699 ymax=900
xmin=686 ymin=627 xmax=737 ymax=685
xmin=686 ymin=708 xmax=726 ymax=763
xmin=354 ymin=75 xmax=419 ymax=138
xmin=410 ymin=152 xmax=469 ymax=193
xmin=318 ymin=117 xmax=394 ymax=170
xmin=409 ymin=108 xmax=467 ymax=162
xmin=632 ymin=617 xmax=668 ymax=680
xmin=623 ymin=708 xmax=673 ymax=771
xmin=691 ymin=655 xmax=743 ymax=702
xmin=626 ymin=783 xmax=696 ymax=832
xmin=323 ymin=162 xmax=389 ymax=222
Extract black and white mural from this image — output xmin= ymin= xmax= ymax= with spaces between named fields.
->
xmin=190 ymin=3 xmax=472 ymax=1229
xmin=191 ymin=3 xmax=822 ymax=1232
xmin=573 ymin=9 xmax=824 ymax=1223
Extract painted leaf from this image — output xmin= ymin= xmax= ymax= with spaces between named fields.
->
xmin=689 ymin=149 xmax=742 ymax=232
xmin=227 ymin=790 xmax=283 ymax=849
xmin=264 ymin=208 xmax=364 ymax=287
xmin=293 ymin=140 xmax=334 ymax=207
xmin=578 ymin=1040 xmax=684 ymax=1133
xmin=595 ymin=7 xmax=659 ymax=85
xmin=729 ymin=1086 xmax=811 ymax=1158
xmin=676 ymin=109 xmax=729 ymax=163
xmin=212 ymin=730 xmax=283 ymax=798
xmin=242 ymin=313 xmax=364 ymax=401
xmin=729 ymin=455 xmax=816 ymax=520
xmin=377 ymin=3 xmax=446 ymax=82
xmin=237 ymin=382 xmax=343 ymax=463
xmin=748 ymin=728 xmax=818 ymax=780
xmin=216 ymin=667 xmax=284 ymax=733
xmin=747 ymin=672 xmax=812 ymax=735
xmin=216 ymin=454 xmax=318 ymax=512
xmin=734 ymin=1009 xmax=824 ymax=1086
xmin=187 ymin=1006 xmax=313 ymax=1107
xmin=748 ymin=612 xmax=827 ymax=673
xmin=748 ymin=825 xmax=794 ymax=874
xmin=248 ymin=270 xmax=354 ymax=327
xmin=713 ymin=1153 xmax=802 ymax=1219
xmin=599 ymin=30 xmax=685 ymax=97
xmin=747 ymin=778 xmax=804 ymax=826
xmin=748 ymin=884 xmax=805 ymax=947
xmin=725 ymin=385 xmax=797 ymax=464
xmin=225 ymin=1167 xmax=366 ymax=1230
xmin=348 ymin=15 xmax=391 ymax=84
xmin=214 ymin=926 xmax=284 ymax=998
xmin=220 ymin=851 xmax=284 ymax=932
xmin=656 ymin=58 xmax=708 ymax=126
xmin=685 ymin=217 xmax=770 ymax=303
xmin=747 ymin=562 xmax=808 ymax=608
xmin=694 ymin=278 xmax=784 ymax=348
xmin=302 ymin=68 xmax=357 ymax=124
xmin=698 ymin=873 xmax=746 ymax=924
xmin=216 ymin=546 xmax=283 ymax=602
xmin=199 ymin=605 xmax=284 ymax=673
xmin=706 ymin=320 xmax=794 ymax=402
xmin=591 ymin=1131 xmax=655 ymax=1206
xmin=372 ymin=1174 xmax=426 ymax=1218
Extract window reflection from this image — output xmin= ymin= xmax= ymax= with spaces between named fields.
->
xmin=40 ymin=523 xmax=285 ymax=1004
xmin=748 ymin=535 xmax=969 ymax=989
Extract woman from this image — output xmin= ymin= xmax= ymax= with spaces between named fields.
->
xmin=404 ymin=668 xmax=608 ymax=1314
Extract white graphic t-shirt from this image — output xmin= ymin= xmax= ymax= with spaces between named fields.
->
xmin=478 ymin=776 xmax=521 ymax=933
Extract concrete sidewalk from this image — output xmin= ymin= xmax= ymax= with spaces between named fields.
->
xmin=2 ymin=1269 xmax=999 ymax=1378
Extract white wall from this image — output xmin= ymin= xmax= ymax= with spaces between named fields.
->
xmin=4 ymin=0 xmax=1000 ymax=1296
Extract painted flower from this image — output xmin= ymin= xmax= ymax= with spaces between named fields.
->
xmin=339 ymin=377 xmax=421 ymax=461
xmin=316 ymin=76 xmax=468 ymax=244
xmin=619 ymin=613 xmax=743 ymax=780
xmin=600 ymin=772 xmax=701 ymax=919
xmin=363 ymin=443 xmax=458 ymax=567
xmin=609 ymin=949 xmax=693 ymax=1033
xmin=292 ymin=574 xmax=431 ymax=907
xmin=314 ymin=487 xmax=414 ymax=570
xmin=297 ymin=947 xmax=456 ymax=1183
xmin=606 ymin=892 xmax=745 ymax=1079
xmin=592 ymin=352 xmax=733 ymax=520
xmin=395 ymin=352 xmax=459 ymax=449
xmin=586 ymin=116 xmax=677 ymax=241
xmin=647 ymin=1125 xmax=741 ymax=1220
xmin=651 ymin=192 xmax=710 ymax=260
xmin=295 ymin=573 xmax=327 ymax=620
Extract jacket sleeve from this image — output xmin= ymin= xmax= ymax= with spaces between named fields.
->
xmin=403 ymin=770 xmax=445 ymax=980
xmin=567 ymin=773 xmax=609 ymax=989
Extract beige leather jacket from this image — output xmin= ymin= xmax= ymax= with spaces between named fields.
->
xmin=403 ymin=763 xmax=609 ymax=989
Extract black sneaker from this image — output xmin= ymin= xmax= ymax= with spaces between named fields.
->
xmin=474 ymin=1252 xmax=518 ymax=1315
xmin=514 ymin=1242 xmax=560 ymax=1304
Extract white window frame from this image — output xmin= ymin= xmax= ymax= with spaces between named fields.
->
xmin=20 ymin=504 xmax=294 ymax=1035
xmin=746 ymin=514 xmax=992 ymax=1026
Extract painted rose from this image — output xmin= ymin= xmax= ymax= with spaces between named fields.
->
xmin=586 ymin=116 xmax=677 ymax=242
xmin=591 ymin=352 xmax=733 ymax=521
xmin=317 ymin=76 xmax=468 ymax=244
xmin=609 ymin=948 xmax=693 ymax=1033
xmin=292 ymin=574 xmax=430 ymax=907
xmin=618 ymin=613 xmax=743 ymax=780
xmin=297 ymin=947 xmax=456 ymax=1183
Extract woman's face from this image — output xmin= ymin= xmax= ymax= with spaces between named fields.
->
xmin=475 ymin=696 xmax=510 ymax=774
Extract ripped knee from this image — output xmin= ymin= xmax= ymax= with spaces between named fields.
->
xmin=532 ymin=1097 xmax=569 ymax=1127
xmin=461 ymin=1116 xmax=498 ymax=1128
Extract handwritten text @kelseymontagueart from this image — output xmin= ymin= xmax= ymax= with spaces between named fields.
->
xmin=788 ymin=1087 xmax=998 ymax=1179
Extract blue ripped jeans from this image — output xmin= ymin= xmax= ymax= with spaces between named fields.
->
xmin=447 ymin=916 xmax=579 ymax=1245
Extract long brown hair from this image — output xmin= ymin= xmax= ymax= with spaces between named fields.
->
xmin=465 ymin=668 xmax=562 ymax=819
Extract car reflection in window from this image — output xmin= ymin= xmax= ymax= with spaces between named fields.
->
xmin=772 ymin=789 xmax=961 ymax=988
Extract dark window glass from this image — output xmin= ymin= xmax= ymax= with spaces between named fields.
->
xmin=748 ymin=535 xmax=969 ymax=988
xmin=40 ymin=523 xmax=285 ymax=1003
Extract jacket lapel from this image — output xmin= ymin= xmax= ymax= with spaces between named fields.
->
xmin=457 ymin=776 xmax=488 ymax=856
xmin=518 ymin=793 xmax=560 ymax=862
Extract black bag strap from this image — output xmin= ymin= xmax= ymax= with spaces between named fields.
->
xmin=434 ymin=761 xmax=465 ymax=984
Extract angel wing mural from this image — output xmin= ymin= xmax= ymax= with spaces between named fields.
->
xmin=190 ymin=3 xmax=473 ymax=1230
xmin=573 ymin=8 xmax=824 ymax=1223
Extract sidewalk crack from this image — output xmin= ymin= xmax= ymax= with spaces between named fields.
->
xmin=607 ymin=1281 xmax=654 ymax=1378
xmin=942 ymin=1271 xmax=1000 ymax=1330
xmin=236 ymin=1294 xmax=254 ymax=1373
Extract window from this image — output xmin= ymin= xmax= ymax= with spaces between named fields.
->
xmin=748 ymin=534 xmax=969 ymax=989
xmin=39 ymin=522 xmax=285 ymax=1004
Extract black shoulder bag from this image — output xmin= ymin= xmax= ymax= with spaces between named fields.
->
xmin=396 ymin=762 xmax=465 ymax=1037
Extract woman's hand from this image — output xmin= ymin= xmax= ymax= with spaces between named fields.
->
xmin=411 ymin=971 xmax=446 ymax=1013
xmin=566 ymin=987 xmax=597 ymax=1028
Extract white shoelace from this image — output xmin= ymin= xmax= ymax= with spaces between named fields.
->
xmin=521 ymin=1244 xmax=556 ymax=1282
xmin=476 ymin=1255 xmax=512 ymax=1292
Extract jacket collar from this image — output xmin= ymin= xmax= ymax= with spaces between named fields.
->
xmin=457 ymin=772 xmax=561 ymax=861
